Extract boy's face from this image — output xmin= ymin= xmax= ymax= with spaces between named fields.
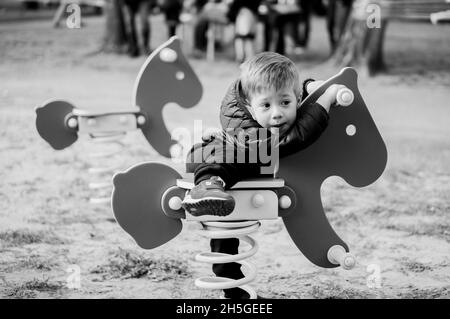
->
xmin=248 ymin=86 xmax=297 ymax=136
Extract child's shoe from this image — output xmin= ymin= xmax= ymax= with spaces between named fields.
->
xmin=223 ymin=288 xmax=267 ymax=299
xmin=181 ymin=177 xmax=235 ymax=216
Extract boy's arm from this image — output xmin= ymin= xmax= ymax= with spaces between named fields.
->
xmin=281 ymin=82 xmax=348 ymax=156
xmin=281 ymin=101 xmax=329 ymax=157
xmin=316 ymin=84 xmax=348 ymax=112
xmin=275 ymin=79 xmax=329 ymax=157
xmin=304 ymin=80 xmax=348 ymax=113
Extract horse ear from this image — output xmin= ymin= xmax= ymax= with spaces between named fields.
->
xmin=133 ymin=37 xmax=203 ymax=158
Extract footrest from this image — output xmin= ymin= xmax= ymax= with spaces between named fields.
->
xmin=185 ymin=189 xmax=279 ymax=222
xmin=176 ymin=177 xmax=285 ymax=190
xmin=77 ymin=113 xmax=138 ymax=134
xmin=72 ymin=107 xmax=140 ymax=116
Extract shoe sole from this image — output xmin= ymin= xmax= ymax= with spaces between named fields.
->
xmin=182 ymin=196 xmax=235 ymax=217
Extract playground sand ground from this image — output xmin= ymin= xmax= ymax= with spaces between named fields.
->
xmin=0 ymin=15 xmax=449 ymax=299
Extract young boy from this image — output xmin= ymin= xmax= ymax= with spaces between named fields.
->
xmin=183 ymin=52 xmax=344 ymax=215
xmin=182 ymin=52 xmax=345 ymax=298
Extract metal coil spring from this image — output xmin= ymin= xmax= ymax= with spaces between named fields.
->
xmin=86 ymin=132 xmax=126 ymax=205
xmin=195 ymin=220 xmax=261 ymax=299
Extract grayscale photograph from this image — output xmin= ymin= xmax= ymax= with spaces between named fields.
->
xmin=0 ymin=0 xmax=449 ymax=302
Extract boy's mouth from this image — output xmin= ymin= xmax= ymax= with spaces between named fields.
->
xmin=270 ymin=123 xmax=287 ymax=134
xmin=272 ymin=123 xmax=286 ymax=128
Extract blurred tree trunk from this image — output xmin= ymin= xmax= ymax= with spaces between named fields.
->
xmin=331 ymin=0 xmax=388 ymax=75
xmin=102 ymin=0 xmax=128 ymax=53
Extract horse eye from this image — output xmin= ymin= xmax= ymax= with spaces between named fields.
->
xmin=176 ymin=71 xmax=185 ymax=80
xmin=346 ymin=124 xmax=356 ymax=136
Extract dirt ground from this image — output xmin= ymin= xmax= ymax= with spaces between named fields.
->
xmin=0 ymin=14 xmax=449 ymax=299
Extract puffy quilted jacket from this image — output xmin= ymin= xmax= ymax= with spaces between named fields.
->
xmin=186 ymin=78 xmax=329 ymax=172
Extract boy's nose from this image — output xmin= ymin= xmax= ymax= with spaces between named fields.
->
xmin=271 ymin=106 xmax=283 ymax=120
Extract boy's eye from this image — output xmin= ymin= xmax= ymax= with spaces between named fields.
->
xmin=260 ymin=103 xmax=270 ymax=109
xmin=282 ymin=100 xmax=291 ymax=106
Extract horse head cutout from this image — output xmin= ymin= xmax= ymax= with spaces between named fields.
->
xmin=279 ymin=68 xmax=388 ymax=268
xmin=133 ymin=36 xmax=203 ymax=157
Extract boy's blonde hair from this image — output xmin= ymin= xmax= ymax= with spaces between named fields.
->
xmin=239 ymin=52 xmax=301 ymax=102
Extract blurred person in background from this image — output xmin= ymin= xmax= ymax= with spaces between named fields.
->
xmin=326 ymin=0 xmax=354 ymax=53
xmin=187 ymin=0 xmax=230 ymax=58
xmin=294 ymin=0 xmax=326 ymax=52
xmin=227 ymin=0 xmax=263 ymax=62
xmin=261 ymin=0 xmax=303 ymax=55
xmin=122 ymin=0 xmax=158 ymax=56
xmin=159 ymin=0 xmax=183 ymax=37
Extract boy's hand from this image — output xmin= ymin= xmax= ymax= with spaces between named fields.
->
xmin=202 ymin=128 xmax=222 ymax=142
xmin=316 ymin=84 xmax=348 ymax=113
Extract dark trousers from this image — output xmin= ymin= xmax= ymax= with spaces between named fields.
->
xmin=210 ymin=238 xmax=248 ymax=299
xmin=196 ymin=162 xmax=271 ymax=298
xmin=326 ymin=0 xmax=353 ymax=52
xmin=193 ymin=17 xmax=209 ymax=51
xmin=298 ymin=0 xmax=312 ymax=47
xmin=263 ymin=12 xmax=302 ymax=55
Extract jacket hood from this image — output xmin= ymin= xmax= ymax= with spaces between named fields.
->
xmin=220 ymin=80 xmax=262 ymax=130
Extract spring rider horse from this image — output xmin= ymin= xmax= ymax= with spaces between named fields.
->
xmin=111 ymin=38 xmax=388 ymax=298
xmin=35 ymin=37 xmax=203 ymax=203
xmin=109 ymin=38 xmax=388 ymax=298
